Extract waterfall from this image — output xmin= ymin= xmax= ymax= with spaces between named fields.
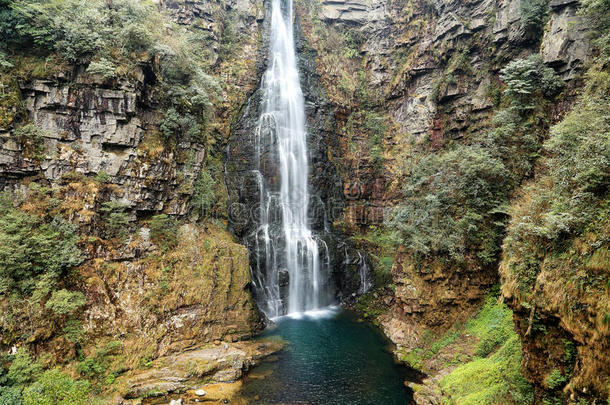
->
xmin=252 ymin=0 xmax=328 ymax=318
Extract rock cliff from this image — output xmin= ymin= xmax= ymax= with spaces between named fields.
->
xmin=294 ymin=0 xmax=606 ymax=402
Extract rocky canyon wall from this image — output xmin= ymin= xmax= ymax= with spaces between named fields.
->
xmin=293 ymin=0 xmax=607 ymax=402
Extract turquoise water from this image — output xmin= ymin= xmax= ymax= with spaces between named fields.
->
xmin=240 ymin=307 xmax=413 ymax=404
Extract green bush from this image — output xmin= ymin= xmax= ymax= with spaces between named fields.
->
xmin=0 ymin=386 xmax=23 ymax=405
xmin=44 ymin=289 xmax=86 ymax=315
xmin=62 ymin=319 xmax=85 ymax=344
xmin=580 ymin=0 xmax=610 ymax=57
xmin=191 ymin=171 xmax=217 ymax=219
xmin=0 ymin=205 xmax=81 ymax=296
xmin=149 ymin=214 xmax=178 ymax=249
xmin=86 ymin=58 xmax=116 ymax=79
xmin=520 ymin=0 xmax=549 ymax=35
xmin=501 ymin=68 xmax=609 ymax=294
xmin=388 ymin=145 xmax=509 ymax=262
xmin=545 ymin=368 xmax=567 ymax=390
xmin=99 ymin=200 xmax=129 ymax=240
xmin=499 ymin=55 xmax=563 ymax=109
xmin=6 ymin=349 xmax=42 ymax=386
xmin=14 ymin=124 xmax=46 ymax=160
xmin=22 ymin=369 xmax=91 ymax=405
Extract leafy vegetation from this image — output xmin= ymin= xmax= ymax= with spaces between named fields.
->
xmin=99 ymin=200 xmax=129 ymax=240
xmin=388 ymin=146 xmax=509 ymax=263
xmin=520 ymin=0 xmax=549 ymax=36
xmin=0 ymin=197 xmax=81 ymax=296
xmin=343 ymin=110 xmax=388 ymax=169
xmin=389 ymin=55 xmax=561 ymax=268
xmin=501 ymin=64 xmax=609 ymax=296
xmin=191 ymin=171 xmax=217 ymax=220
xmin=22 ymin=369 xmax=91 ymax=405
xmin=2 ymin=352 xmax=91 ymax=405
xmin=149 ymin=214 xmax=178 ymax=250
xmin=440 ymin=334 xmax=533 ymax=404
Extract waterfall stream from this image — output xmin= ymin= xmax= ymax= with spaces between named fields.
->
xmin=252 ymin=0 xmax=329 ymax=318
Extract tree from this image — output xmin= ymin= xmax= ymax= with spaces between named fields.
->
xmin=0 ymin=206 xmax=81 ymax=296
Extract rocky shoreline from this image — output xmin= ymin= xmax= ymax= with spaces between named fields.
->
xmin=117 ymin=338 xmax=284 ymax=405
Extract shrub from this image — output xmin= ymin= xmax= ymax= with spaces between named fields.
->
xmin=149 ymin=214 xmax=178 ymax=249
xmin=22 ymin=369 xmax=91 ymax=405
xmin=388 ymin=145 xmax=509 ymax=262
xmin=159 ymin=107 xmax=203 ymax=143
xmin=6 ymin=349 xmax=42 ymax=386
xmin=580 ymin=0 xmax=610 ymax=57
xmin=14 ymin=124 xmax=46 ymax=160
xmin=499 ymin=55 xmax=563 ymax=109
xmin=44 ymin=289 xmax=86 ymax=315
xmin=501 ymin=68 xmax=609 ymax=295
xmin=520 ymin=0 xmax=549 ymax=35
xmin=62 ymin=319 xmax=85 ymax=344
xmin=0 ymin=206 xmax=81 ymax=296
xmin=191 ymin=171 xmax=216 ymax=219
xmin=545 ymin=368 xmax=567 ymax=390
xmin=86 ymin=58 xmax=116 ymax=79
xmin=99 ymin=200 xmax=129 ymax=240
xmin=0 ymin=386 xmax=23 ymax=405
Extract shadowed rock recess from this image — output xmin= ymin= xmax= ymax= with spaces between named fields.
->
xmin=0 ymin=0 xmax=608 ymax=404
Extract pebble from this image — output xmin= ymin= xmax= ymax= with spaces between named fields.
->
xmin=169 ymin=399 xmax=182 ymax=405
xmin=194 ymin=389 xmax=206 ymax=396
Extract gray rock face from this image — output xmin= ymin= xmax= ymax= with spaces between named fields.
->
xmin=542 ymin=1 xmax=590 ymax=79
xmin=0 ymin=73 xmax=204 ymax=215
xmin=321 ymin=0 xmax=387 ymax=24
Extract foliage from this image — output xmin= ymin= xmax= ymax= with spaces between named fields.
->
xmin=62 ymin=319 xmax=85 ymax=344
xmin=149 ymin=214 xmax=178 ymax=250
xmin=390 ymin=55 xmax=561 ymax=268
xmin=0 ymin=203 xmax=81 ymax=296
xmin=191 ymin=171 xmax=217 ymax=219
xmin=86 ymin=58 xmax=116 ymax=79
xmin=545 ymin=368 xmax=567 ymax=390
xmin=0 ymin=386 xmax=22 ymax=405
xmin=466 ymin=297 xmax=516 ymax=357
xmin=99 ymin=200 xmax=129 ymax=240
xmin=344 ymin=110 xmax=387 ymax=169
xmin=159 ymin=107 xmax=202 ymax=143
xmin=388 ymin=145 xmax=509 ymax=262
xmin=520 ymin=0 xmax=549 ymax=35
xmin=94 ymin=171 xmax=110 ymax=183
xmin=499 ymin=55 xmax=563 ymax=108
xmin=22 ymin=369 xmax=91 ymax=405
xmin=76 ymin=340 xmax=124 ymax=391
xmin=0 ymin=0 xmax=219 ymax=141
xmin=0 ymin=0 xmax=159 ymax=62
xmin=13 ymin=123 xmax=46 ymax=160
xmin=438 ymin=298 xmax=533 ymax=404
xmin=6 ymin=349 xmax=42 ymax=386
xmin=44 ymin=289 xmax=86 ymax=315
xmin=580 ymin=0 xmax=610 ymax=57
xmin=501 ymin=68 xmax=609 ymax=295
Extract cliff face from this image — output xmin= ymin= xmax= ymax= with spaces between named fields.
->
xmin=0 ymin=0 xmax=267 ymax=400
xmin=294 ymin=0 xmax=607 ymax=402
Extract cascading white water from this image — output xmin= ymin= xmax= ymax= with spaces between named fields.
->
xmin=253 ymin=0 xmax=326 ymax=318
